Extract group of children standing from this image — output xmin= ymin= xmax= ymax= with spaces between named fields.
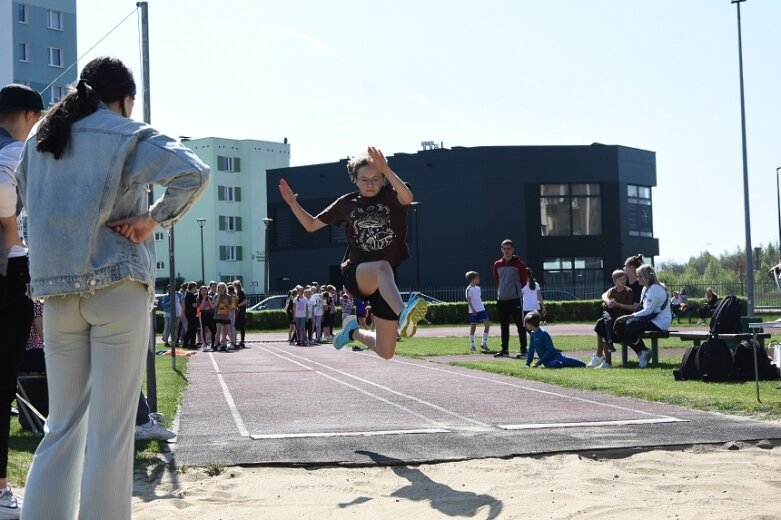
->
xmin=286 ymin=282 xmax=339 ymax=346
xmin=176 ymin=280 xmax=247 ymax=352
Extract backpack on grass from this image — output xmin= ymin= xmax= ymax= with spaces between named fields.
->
xmin=673 ymin=343 xmax=701 ymax=381
xmin=673 ymin=337 xmax=735 ymax=382
xmin=732 ymin=340 xmax=780 ymax=381
xmin=709 ymin=295 xmax=742 ymax=335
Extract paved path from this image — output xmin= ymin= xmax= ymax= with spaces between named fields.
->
xmin=167 ymin=333 xmax=781 ymax=468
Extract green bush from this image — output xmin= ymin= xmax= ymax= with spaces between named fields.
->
xmin=426 ymin=300 xmax=604 ymax=324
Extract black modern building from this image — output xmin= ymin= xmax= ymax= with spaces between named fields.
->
xmin=265 ymin=144 xmax=659 ymax=299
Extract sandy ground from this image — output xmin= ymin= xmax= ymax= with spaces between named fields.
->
xmin=131 ymin=440 xmax=781 ymax=519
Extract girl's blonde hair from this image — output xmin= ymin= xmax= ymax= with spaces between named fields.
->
xmin=636 ymin=264 xmax=659 ymax=286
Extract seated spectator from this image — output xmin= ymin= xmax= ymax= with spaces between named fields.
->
xmin=588 ymin=269 xmax=634 ymax=369
xmin=671 ymin=289 xmax=690 ymax=322
xmin=524 ymin=311 xmax=585 ymax=368
xmin=613 ymin=264 xmax=671 ymax=368
xmin=697 ymin=287 xmax=719 ymax=325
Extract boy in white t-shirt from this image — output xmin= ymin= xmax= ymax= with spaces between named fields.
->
xmin=465 ymin=271 xmax=491 ymax=352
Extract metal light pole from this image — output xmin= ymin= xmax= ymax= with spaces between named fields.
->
xmin=732 ymin=0 xmax=754 ymax=317
xmin=262 ymin=218 xmax=273 ymax=295
xmin=776 ymin=167 xmax=781 ymax=250
xmin=196 ymin=218 xmax=206 ymax=284
xmin=410 ymin=202 xmax=421 ymax=288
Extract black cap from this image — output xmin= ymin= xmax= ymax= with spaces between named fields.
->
xmin=0 ymin=84 xmax=44 ymax=112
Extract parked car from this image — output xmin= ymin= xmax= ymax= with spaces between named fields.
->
xmin=541 ymin=290 xmax=580 ymax=301
xmin=248 ymin=295 xmax=289 ymax=311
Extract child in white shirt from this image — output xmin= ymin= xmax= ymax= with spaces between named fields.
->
xmin=465 ymin=271 xmax=490 ymax=352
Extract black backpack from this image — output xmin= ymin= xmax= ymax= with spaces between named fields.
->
xmin=673 ymin=343 xmax=701 ymax=381
xmin=697 ymin=337 xmax=736 ymax=382
xmin=732 ymin=340 xmax=780 ymax=381
xmin=709 ymin=295 xmax=742 ymax=335
xmin=673 ymin=337 xmax=735 ymax=382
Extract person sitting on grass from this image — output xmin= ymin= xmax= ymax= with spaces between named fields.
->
xmin=279 ymin=146 xmax=427 ymax=359
xmin=524 ymin=311 xmax=586 ymax=368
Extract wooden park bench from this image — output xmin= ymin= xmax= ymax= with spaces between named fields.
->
xmin=621 ymin=330 xmax=669 ymax=367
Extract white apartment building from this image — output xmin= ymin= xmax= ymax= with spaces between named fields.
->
xmin=1 ymin=0 xmax=77 ymax=104
xmin=153 ymin=137 xmax=290 ymax=294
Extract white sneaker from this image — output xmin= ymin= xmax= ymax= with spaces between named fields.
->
xmin=595 ymin=360 xmax=613 ymax=369
xmin=135 ymin=420 xmax=176 ymax=441
xmin=586 ymin=355 xmax=604 ymax=368
xmin=0 ymin=486 xmax=22 ymax=519
xmin=638 ymin=350 xmax=651 ymax=369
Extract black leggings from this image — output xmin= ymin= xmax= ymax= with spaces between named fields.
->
xmin=200 ymin=311 xmax=216 ymax=347
xmin=497 ymin=298 xmax=525 ymax=352
xmin=0 ymin=257 xmax=33 ymax=478
xmin=235 ymin=310 xmax=246 ymax=343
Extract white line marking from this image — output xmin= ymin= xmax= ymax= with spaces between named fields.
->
xmin=263 ymin=345 xmax=493 ymax=429
xmin=386 ymin=356 xmax=682 ymax=422
xmin=208 ymin=352 xmax=250 ymax=437
xmin=250 ymin=428 xmax=450 ymax=440
xmin=499 ymin=417 xmax=689 ymax=430
xmin=258 ymin=346 xmax=450 ymax=428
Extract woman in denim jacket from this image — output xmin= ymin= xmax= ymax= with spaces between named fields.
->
xmin=16 ymin=57 xmax=209 ymax=520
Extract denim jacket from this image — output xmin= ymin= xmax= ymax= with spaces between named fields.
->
xmin=15 ymin=104 xmax=209 ymax=298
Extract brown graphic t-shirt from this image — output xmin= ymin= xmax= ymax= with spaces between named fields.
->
xmin=316 ymin=184 xmax=409 ymax=269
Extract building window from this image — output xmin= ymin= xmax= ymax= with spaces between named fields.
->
xmin=47 ymin=10 xmax=63 ymax=30
xmin=542 ymin=257 xmax=604 ymax=299
xmin=48 ymin=47 xmax=63 ymax=67
xmin=154 ymin=231 xmax=164 ymax=241
xmin=220 ymin=275 xmax=241 ymax=283
xmin=18 ymin=4 xmax=28 ymax=23
xmin=18 ymin=42 xmax=28 ymax=62
xmin=627 ymin=184 xmax=653 ymax=237
xmin=217 ymin=185 xmax=242 ymax=202
xmin=219 ymin=216 xmax=242 ymax=231
xmin=217 ymin=156 xmax=241 ymax=172
xmin=156 ymin=261 xmax=165 ymax=270
xmin=219 ymin=245 xmax=243 ymax=261
xmin=50 ymin=86 xmax=64 ymax=105
xmin=540 ymin=183 xmax=602 ymax=236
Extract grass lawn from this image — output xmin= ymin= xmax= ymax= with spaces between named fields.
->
xmin=7 ymin=352 xmax=188 ymax=486
xmin=393 ymin=336 xmax=781 ymax=420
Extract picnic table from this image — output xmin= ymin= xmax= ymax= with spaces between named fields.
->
xmin=621 ymin=330 xmax=773 ymax=368
xmin=668 ymin=330 xmax=771 ymax=347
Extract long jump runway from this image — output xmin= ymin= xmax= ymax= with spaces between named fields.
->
xmin=172 ymin=340 xmax=781 ymax=467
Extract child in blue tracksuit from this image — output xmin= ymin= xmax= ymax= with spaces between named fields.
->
xmin=524 ymin=311 xmax=586 ymax=368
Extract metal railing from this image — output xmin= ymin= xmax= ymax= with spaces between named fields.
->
xmin=245 ymin=281 xmax=781 ymax=308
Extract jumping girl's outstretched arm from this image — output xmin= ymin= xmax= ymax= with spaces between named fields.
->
xmin=279 ymin=178 xmax=327 ymax=232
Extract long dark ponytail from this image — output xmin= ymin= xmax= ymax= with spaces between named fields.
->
xmin=527 ymin=268 xmax=536 ymax=291
xmin=37 ymin=57 xmax=136 ymax=159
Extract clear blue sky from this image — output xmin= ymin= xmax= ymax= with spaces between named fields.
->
xmin=76 ymin=0 xmax=781 ymax=264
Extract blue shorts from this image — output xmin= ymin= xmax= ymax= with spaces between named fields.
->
xmin=468 ymin=310 xmax=489 ymax=324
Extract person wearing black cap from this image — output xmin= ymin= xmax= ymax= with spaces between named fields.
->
xmin=0 ymin=82 xmax=43 ymax=520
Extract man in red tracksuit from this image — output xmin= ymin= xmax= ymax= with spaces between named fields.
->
xmin=492 ymin=239 xmax=529 ymax=358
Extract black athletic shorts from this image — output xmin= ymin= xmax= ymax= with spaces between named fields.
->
xmin=341 ymin=262 xmax=399 ymax=321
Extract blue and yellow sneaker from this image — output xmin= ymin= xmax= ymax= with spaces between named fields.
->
xmin=334 ymin=317 xmax=360 ymax=350
xmin=398 ymin=295 xmax=428 ymax=338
